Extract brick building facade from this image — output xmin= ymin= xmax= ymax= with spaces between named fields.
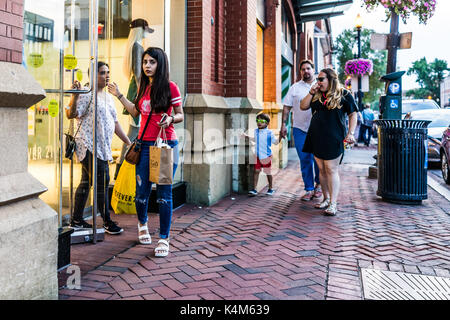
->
xmin=183 ymin=0 xmax=336 ymax=205
xmin=0 ymin=0 xmax=24 ymax=63
xmin=0 ymin=0 xmax=349 ymax=298
xmin=0 ymin=0 xmax=58 ymax=299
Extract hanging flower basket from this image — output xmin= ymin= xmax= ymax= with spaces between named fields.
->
xmin=344 ymin=59 xmax=374 ymax=77
xmin=363 ymin=0 xmax=436 ymax=24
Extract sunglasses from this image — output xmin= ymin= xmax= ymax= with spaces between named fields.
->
xmin=256 ymin=119 xmax=268 ymax=124
xmin=317 ymin=77 xmax=326 ymax=82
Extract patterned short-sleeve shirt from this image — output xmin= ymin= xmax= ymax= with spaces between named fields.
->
xmin=75 ymin=89 xmax=117 ymax=162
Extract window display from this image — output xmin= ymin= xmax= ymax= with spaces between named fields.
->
xmin=24 ymin=0 xmax=186 ymax=227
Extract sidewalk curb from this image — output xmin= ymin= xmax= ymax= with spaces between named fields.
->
xmin=428 ymin=175 xmax=450 ymax=203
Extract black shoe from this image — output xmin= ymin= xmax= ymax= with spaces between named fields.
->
xmin=70 ymin=219 xmax=93 ymax=229
xmin=104 ymin=220 xmax=123 ymax=235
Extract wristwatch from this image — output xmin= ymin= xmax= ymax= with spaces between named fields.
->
xmin=170 ymin=115 xmax=175 ymax=124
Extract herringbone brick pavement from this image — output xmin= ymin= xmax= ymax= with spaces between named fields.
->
xmin=59 ymin=160 xmax=450 ymax=300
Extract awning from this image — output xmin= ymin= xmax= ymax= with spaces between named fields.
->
xmin=294 ymin=0 xmax=353 ymax=24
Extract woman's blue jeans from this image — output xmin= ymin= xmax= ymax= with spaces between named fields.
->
xmin=135 ymin=140 xmax=179 ymax=239
xmin=293 ymin=127 xmax=320 ymax=191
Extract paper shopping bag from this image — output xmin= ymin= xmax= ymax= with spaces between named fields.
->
xmin=111 ymin=161 xmax=137 ymax=214
xmin=149 ymin=145 xmax=173 ymax=185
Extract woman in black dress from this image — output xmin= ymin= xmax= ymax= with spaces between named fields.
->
xmin=300 ymin=68 xmax=357 ymax=216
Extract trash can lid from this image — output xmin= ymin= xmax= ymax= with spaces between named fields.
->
xmin=375 ymin=119 xmax=431 ymax=129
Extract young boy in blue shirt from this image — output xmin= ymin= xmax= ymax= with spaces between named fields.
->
xmin=242 ymin=113 xmax=280 ymax=196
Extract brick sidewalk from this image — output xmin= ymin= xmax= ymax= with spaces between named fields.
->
xmin=59 ymin=159 xmax=450 ymax=300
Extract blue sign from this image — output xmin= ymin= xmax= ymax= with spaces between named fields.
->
xmin=388 ymin=82 xmax=401 ymax=95
xmin=390 ymin=99 xmax=399 ymax=109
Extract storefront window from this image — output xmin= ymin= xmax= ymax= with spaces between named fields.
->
xmin=281 ymin=2 xmax=293 ymax=49
xmin=24 ymin=0 xmax=185 ymax=225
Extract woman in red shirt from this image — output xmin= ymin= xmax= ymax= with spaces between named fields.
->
xmin=108 ymin=47 xmax=183 ymax=257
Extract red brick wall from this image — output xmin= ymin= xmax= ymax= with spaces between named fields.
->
xmin=187 ymin=0 xmax=225 ymax=96
xmin=186 ymin=0 xmax=203 ymax=93
xmin=223 ymin=0 xmax=257 ymax=98
xmin=0 ymin=0 xmax=24 ymax=63
xmin=187 ymin=0 xmax=257 ymax=99
xmin=210 ymin=0 xmax=224 ymax=90
xmin=299 ymin=22 xmax=315 ymax=66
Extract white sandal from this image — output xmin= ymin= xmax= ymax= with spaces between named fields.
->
xmin=315 ymin=198 xmax=330 ymax=209
xmin=154 ymin=239 xmax=170 ymax=257
xmin=324 ymin=202 xmax=337 ymax=216
xmin=138 ymin=223 xmax=152 ymax=245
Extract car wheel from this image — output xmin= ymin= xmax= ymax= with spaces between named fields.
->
xmin=442 ymin=152 xmax=450 ymax=185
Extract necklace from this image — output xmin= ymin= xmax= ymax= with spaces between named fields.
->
xmin=322 ymin=92 xmax=328 ymax=106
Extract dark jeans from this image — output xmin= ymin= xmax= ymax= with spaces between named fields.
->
xmin=72 ymin=150 xmax=111 ymax=223
xmin=360 ymin=124 xmax=373 ymax=146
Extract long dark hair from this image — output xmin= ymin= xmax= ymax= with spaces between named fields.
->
xmin=134 ymin=47 xmax=171 ymax=113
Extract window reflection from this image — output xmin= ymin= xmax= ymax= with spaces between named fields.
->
xmin=24 ymin=0 xmax=186 ymax=223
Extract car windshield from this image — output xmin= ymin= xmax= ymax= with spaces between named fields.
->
xmin=412 ymin=113 xmax=450 ymax=127
xmin=403 ymin=101 xmax=439 ymax=114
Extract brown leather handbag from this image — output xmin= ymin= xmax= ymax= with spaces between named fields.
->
xmin=125 ymin=109 xmax=152 ymax=165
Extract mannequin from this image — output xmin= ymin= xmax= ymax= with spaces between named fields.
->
xmin=115 ymin=18 xmax=154 ymax=179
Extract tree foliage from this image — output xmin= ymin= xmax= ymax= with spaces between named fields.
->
xmin=335 ymin=28 xmax=387 ymax=105
xmin=405 ymin=57 xmax=449 ymax=103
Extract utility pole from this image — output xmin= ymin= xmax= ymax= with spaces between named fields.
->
xmin=357 ymin=25 xmax=362 ymax=111
xmin=355 ymin=14 xmax=363 ymax=111
xmin=386 ymin=9 xmax=399 ymax=74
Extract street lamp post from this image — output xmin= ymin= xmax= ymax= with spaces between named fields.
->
xmin=355 ymin=14 xmax=363 ymax=112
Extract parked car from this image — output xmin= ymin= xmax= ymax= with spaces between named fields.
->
xmin=440 ymin=126 xmax=450 ymax=184
xmin=404 ymin=109 xmax=450 ymax=163
xmin=402 ymin=99 xmax=440 ymax=118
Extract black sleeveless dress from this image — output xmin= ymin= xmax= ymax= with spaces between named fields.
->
xmin=302 ymin=90 xmax=357 ymax=160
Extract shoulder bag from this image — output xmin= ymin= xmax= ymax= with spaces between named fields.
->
xmin=64 ymin=92 xmax=93 ymax=160
xmin=125 ymin=108 xmax=153 ymax=165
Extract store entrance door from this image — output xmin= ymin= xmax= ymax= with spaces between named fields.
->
xmin=24 ymin=0 xmax=102 ymax=242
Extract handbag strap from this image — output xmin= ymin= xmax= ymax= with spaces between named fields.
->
xmin=68 ymin=90 xmax=94 ymax=138
xmin=137 ymin=108 xmax=153 ymax=142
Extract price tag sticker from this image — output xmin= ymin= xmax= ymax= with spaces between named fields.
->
xmin=27 ymin=53 xmax=44 ymax=68
xmin=48 ymin=99 xmax=59 ymax=118
xmin=76 ymin=69 xmax=83 ymax=82
xmin=64 ymin=54 xmax=78 ymax=70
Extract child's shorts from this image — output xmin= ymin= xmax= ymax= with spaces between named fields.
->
xmin=255 ymin=156 xmax=272 ymax=173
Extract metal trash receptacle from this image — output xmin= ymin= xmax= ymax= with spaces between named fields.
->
xmin=376 ymin=119 xmax=431 ymax=204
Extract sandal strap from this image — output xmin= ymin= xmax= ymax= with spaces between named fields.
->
xmin=157 ymin=239 xmax=169 ymax=247
xmin=138 ymin=223 xmax=148 ymax=232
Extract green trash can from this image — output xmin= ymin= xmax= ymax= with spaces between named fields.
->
xmin=376 ymin=119 xmax=431 ymax=204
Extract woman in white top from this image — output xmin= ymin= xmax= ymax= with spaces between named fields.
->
xmin=66 ymin=61 xmax=131 ymax=234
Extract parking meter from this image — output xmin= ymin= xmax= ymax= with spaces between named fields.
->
xmin=378 ymin=71 xmax=405 ymax=119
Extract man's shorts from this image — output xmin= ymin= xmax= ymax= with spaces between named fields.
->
xmin=255 ymin=156 xmax=272 ymax=173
